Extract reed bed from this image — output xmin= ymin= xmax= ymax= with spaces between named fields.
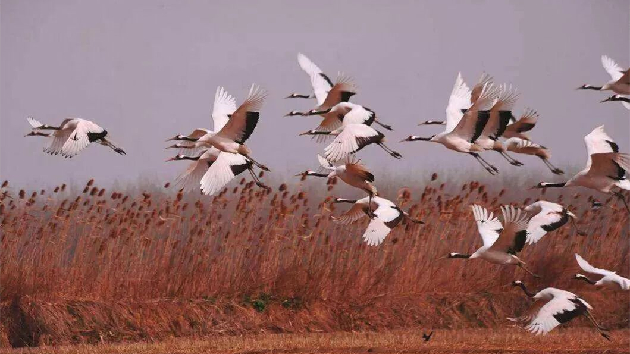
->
xmin=1 ymin=174 xmax=628 ymax=303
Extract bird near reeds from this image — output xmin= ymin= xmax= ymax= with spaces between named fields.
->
xmin=534 ymin=125 xmax=630 ymax=213
xmin=25 ymin=117 xmax=126 ymax=157
xmin=402 ymin=73 xmax=499 ymax=174
xmin=298 ymin=155 xmax=378 ymax=207
xmin=578 ymin=55 xmax=630 ymax=109
xmin=422 ymin=331 xmax=433 ymax=342
xmin=445 ymin=205 xmax=539 ymax=277
xmin=503 ymin=138 xmax=564 ymax=175
xmin=573 ymin=253 xmax=630 ymax=290
xmin=524 ymin=200 xmax=584 ymax=242
xmin=508 ymin=280 xmax=610 ymax=340
xmin=285 ymin=53 xmax=356 ymax=116
xmin=332 ymin=196 xmax=423 ymax=246
xmin=501 ymin=108 xmax=538 ymax=141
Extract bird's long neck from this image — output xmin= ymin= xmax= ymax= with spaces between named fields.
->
xmin=539 ymin=182 xmax=566 ymax=188
xmin=334 ymin=198 xmax=357 ymax=204
xmin=576 ymin=275 xmax=597 ymax=285
xmin=580 ymin=85 xmax=603 ymax=91
xmin=306 ymin=172 xmax=329 ymax=178
xmin=408 ymin=136 xmax=433 ymax=142
xmin=448 ymin=253 xmax=471 ymax=259
xmin=516 ymin=283 xmax=535 ymax=297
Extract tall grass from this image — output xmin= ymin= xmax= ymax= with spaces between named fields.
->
xmin=0 ymin=174 xmax=628 ymax=303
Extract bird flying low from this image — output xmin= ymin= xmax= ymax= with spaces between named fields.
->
xmin=524 ymin=201 xmax=583 ymax=243
xmin=25 ymin=117 xmax=126 ymax=157
xmin=534 ymin=125 xmax=630 ymax=213
xmin=332 ymin=196 xmax=423 ymax=246
xmin=298 ymin=155 xmax=378 ymax=206
xmin=503 ymin=138 xmax=564 ymax=175
xmin=574 ymin=253 xmax=630 ymax=290
xmin=509 ymin=281 xmax=610 ymax=340
xmin=446 ymin=204 xmax=538 ymax=277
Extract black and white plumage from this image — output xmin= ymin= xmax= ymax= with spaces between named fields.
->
xmin=503 ymin=138 xmax=564 ymax=175
xmin=534 ymin=125 xmax=630 ymax=213
xmin=509 ymin=281 xmax=610 ymax=340
xmin=199 ymin=151 xmax=269 ymax=196
xmin=402 ymin=73 xmax=500 ymax=175
xmin=25 ymin=117 xmax=125 ymax=157
xmin=601 ymin=94 xmax=630 ymax=110
xmin=286 ymin=53 xmax=334 ymax=103
xmin=574 ymin=254 xmax=630 ymax=290
xmin=447 ymin=205 xmax=538 ymax=277
xmin=502 ymin=108 xmax=538 ymax=141
xmin=332 ymin=196 xmax=423 ymax=246
xmin=524 ymin=201 xmax=582 ymax=244
xmin=166 ymin=148 xmax=221 ymax=192
xmin=578 ymin=55 xmax=630 ymax=98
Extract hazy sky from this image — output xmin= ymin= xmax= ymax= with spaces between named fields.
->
xmin=1 ymin=0 xmax=628 ymax=188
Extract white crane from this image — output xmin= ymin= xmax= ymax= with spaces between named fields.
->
xmin=332 ymin=196 xmax=423 ymax=246
xmin=192 ymin=84 xmax=270 ymax=171
xmin=25 ymin=117 xmax=125 ymax=157
xmin=285 ymin=53 xmax=357 ymax=116
xmin=578 ymin=55 xmax=630 ymax=96
xmin=402 ymin=73 xmax=499 ymax=174
xmin=166 ymin=148 xmax=220 ymax=192
xmin=534 ymin=125 xmax=630 ymax=213
xmin=574 ymin=253 xmax=630 ymax=290
xmin=601 ymin=94 xmax=630 ymax=110
xmin=509 ymin=281 xmax=610 ymax=340
xmin=446 ymin=205 xmax=538 ymax=277
xmin=504 ymin=138 xmax=564 ymax=174
xmin=298 ymin=155 xmax=377 ymax=206
xmin=524 ymin=201 xmax=583 ymax=244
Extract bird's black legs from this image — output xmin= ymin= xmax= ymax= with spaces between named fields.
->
xmin=498 ymin=151 xmax=523 ymax=166
xmin=248 ymin=168 xmax=270 ymax=191
xmin=584 ymin=311 xmax=611 ymax=341
xmin=246 ymin=155 xmax=270 ymax=171
xmin=613 ymin=191 xmax=630 ymax=214
xmin=470 ymin=153 xmax=498 ymax=175
xmin=377 ymin=143 xmax=402 ymax=159
xmin=540 ymin=157 xmax=564 ymax=175
xmin=518 ymin=262 xmax=540 ymax=278
xmin=374 ymin=119 xmax=393 ymax=131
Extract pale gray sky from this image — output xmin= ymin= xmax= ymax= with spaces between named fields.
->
xmin=1 ymin=0 xmax=628 ymax=188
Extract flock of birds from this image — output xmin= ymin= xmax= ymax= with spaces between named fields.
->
xmin=23 ymin=53 xmax=629 ymax=340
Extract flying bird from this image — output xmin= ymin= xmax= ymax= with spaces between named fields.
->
xmin=332 ymin=196 xmax=423 ymax=246
xmin=534 ymin=125 xmax=630 ymax=213
xmin=578 ymin=55 xmax=630 ymax=97
xmin=574 ymin=253 xmax=630 ymax=290
xmin=509 ymin=280 xmax=610 ymax=340
xmin=504 ymin=138 xmax=563 ymax=174
xmin=199 ymin=151 xmax=269 ymax=196
xmin=298 ymin=155 xmax=378 ymax=206
xmin=446 ymin=205 xmax=538 ymax=277
xmin=193 ymin=84 xmax=270 ymax=171
xmin=524 ymin=201 xmax=583 ymax=244
xmin=502 ymin=108 xmax=538 ymax=141
xmin=25 ymin=117 xmax=125 ymax=157
xmin=402 ymin=73 xmax=499 ymax=174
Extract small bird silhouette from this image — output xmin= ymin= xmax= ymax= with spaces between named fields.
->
xmin=422 ymin=331 xmax=434 ymax=342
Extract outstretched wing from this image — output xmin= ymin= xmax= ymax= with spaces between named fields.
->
xmin=319 ymin=73 xmax=356 ymax=110
xmin=323 ymin=124 xmax=379 ymax=162
xmin=60 ymin=120 xmax=105 ymax=157
xmin=601 ymin=55 xmax=623 ymax=81
xmin=490 ymin=205 xmax=529 ymax=254
xmin=217 ymin=84 xmax=267 ymax=144
xmin=584 ymin=125 xmax=618 ymax=169
xmin=333 ymin=203 xmax=368 ymax=225
xmin=297 ymin=53 xmax=332 ymax=106
xmin=212 ymin=87 xmax=237 ymax=132
xmin=445 ymin=72 xmax=472 ymax=133
xmin=199 ymin=152 xmax=250 ymax=196
xmin=470 ymin=204 xmax=502 ymax=247
xmin=575 ymin=253 xmax=616 ymax=276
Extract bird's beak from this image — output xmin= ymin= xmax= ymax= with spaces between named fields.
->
xmin=400 ymin=137 xmax=411 ymax=143
xmin=600 ymin=97 xmax=612 ymax=103
xmin=165 ymin=144 xmax=179 ymax=149
xmin=165 ymin=136 xmax=179 ymax=142
xmin=284 ymin=112 xmax=294 ymax=117
xmin=294 ymin=171 xmax=307 ymax=177
xmin=165 ymin=157 xmax=177 ymax=162
xmin=299 ymin=131 xmax=310 ymax=136
xmin=284 ymin=95 xmax=294 ymax=99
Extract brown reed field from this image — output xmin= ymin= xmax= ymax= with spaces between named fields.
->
xmin=0 ymin=173 xmax=628 ymax=350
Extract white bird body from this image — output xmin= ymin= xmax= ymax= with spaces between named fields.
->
xmin=575 ymin=254 xmax=630 ymax=290
xmin=448 ymin=205 xmax=535 ymax=276
xmin=509 ymin=281 xmax=609 ymax=339
xmin=316 ymin=155 xmax=377 ymax=196
xmin=536 ymin=126 xmax=630 ymax=212
xmin=333 ymin=196 xmax=421 ymax=246
xmin=600 ymin=55 xmax=630 ymax=95
xmin=504 ymin=138 xmax=563 ymax=175
xmin=524 ymin=201 xmax=576 ymax=244
xmin=26 ymin=117 xmax=125 ymax=157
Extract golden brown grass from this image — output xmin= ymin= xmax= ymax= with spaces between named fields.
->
xmin=1 ymin=328 xmax=627 ymax=354
xmin=1 ymin=175 xmax=628 ymax=303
